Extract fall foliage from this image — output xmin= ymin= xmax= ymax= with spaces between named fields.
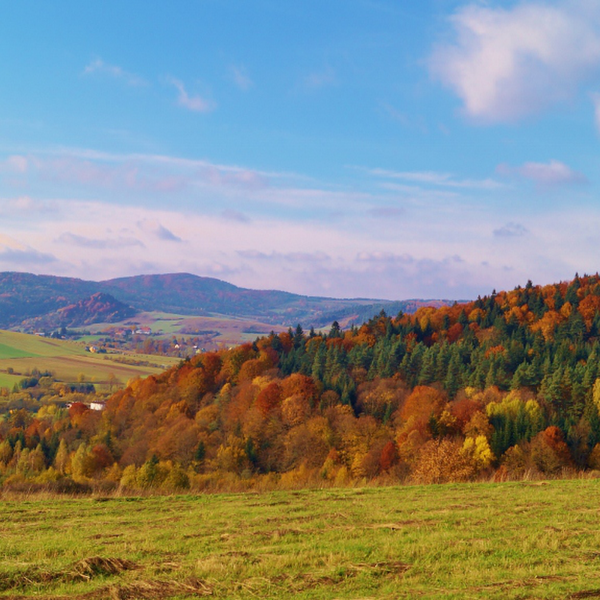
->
xmin=3 ymin=274 xmax=600 ymax=492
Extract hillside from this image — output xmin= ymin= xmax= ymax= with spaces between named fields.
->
xmin=21 ymin=292 xmax=137 ymax=330
xmin=0 ymin=272 xmax=100 ymax=327
xmin=0 ymin=271 xmax=452 ymax=330
xmin=3 ymin=273 xmax=600 ymax=491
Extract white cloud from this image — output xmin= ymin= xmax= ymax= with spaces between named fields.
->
xmin=168 ymin=78 xmax=215 ymax=112
xmin=430 ymin=1 xmax=600 ymax=122
xmin=83 ymin=59 xmax=146 ymax=86
xmin=497 ymin=159 xmax=587 ymax=186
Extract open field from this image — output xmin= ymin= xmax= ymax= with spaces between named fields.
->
xmin=86 ymin=311 xmax=286 ymax=348
xmin=2 ymin=479 xmax=600 ymax=599
xmin=0 ymin=330 xmax=179 ymax=388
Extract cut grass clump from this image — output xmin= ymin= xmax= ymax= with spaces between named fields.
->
xmin=0 ymin=557 xmax=138 ymax=593
xmin=70 ymin=557 xmax=138 ymax=581
xmin=0 ymin=567 xmax=57 ymax=592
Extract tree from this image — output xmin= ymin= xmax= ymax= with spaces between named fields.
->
xmin=54 ymin=439 xmax=69 ymax=475
xmin=411 ymin=439 xmax=476 ymax=484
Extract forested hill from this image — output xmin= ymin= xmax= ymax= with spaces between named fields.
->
xmin=3 ymin=274 xmax=600 ymax=491
xmin=0 ymin=271 xmax=450 ymax=329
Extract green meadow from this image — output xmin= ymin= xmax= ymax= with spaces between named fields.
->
xmin=2 ymin=479 xmax=600 ymax=599
xmin=0 ymin=330 xmax=179 ymax=389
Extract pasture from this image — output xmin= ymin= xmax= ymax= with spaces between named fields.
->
xmin=0 ymin=330 xmax=179 ymax=389
xmin=86 ymin=311 xmax=285 ymax=349
xmin=2 ymin=479 xmax=600 ymax=599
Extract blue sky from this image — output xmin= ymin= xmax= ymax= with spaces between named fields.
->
xmin=0 ymin=0 xmax=599 ymax=300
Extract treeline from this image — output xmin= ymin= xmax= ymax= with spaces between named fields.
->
xmin=3 ymin=274 xmax=600 ymax=492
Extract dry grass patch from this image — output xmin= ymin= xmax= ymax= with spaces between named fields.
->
xmin=69 ymin=557 xmax=138 ymax=581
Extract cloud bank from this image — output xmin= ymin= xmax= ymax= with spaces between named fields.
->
xmin=0 ymin=146 xmax=593 ymax=300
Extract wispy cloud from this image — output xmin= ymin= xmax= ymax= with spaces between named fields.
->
xmin=32 ymin=147 xmax=297 ymax=181
xmin=0 ymin=247 xmax=56 ymax=266
xmin=237 ymin=250 xmax=330 ymax=263
xmin=494 ymin=222 xmax=529 ymax=238
xmin=221 ymin=209 xmax=251 ymax=223
xmin=57 ymin=232 xmax=145 ymax=249
xmin=379 ymin=102 xmax=428 ymax=133
xmin=367 ymin=207 xmax=405 ymax=219
xmin=199 ymin=164 xmax=268 ymax=190
xmin=168 ymin=77 xmax=215 ymax=112
xmin=430 ymin=1 xmax=600 ymax=123
xmin=0 ymin=196 xmax=58 ymax=218
xmin=155 ymin=225 xmax=182 ymax=242
xmin=0 ymin=233 xmax=56 ymax=266
xmin=368 ymin=168 xmax=501 ymax=190
xmin=497 ymin=160 xmax=587 ymax=186
xmin=4 ymin=155 xmax=28 ymax=173
xmin=303 ymin=66 xmax=336 ymax=90
xmin=83 ymin=58 xmax=147 ymax=86
xmin=136 ymin=219 xmax=183 ymax=243
xmin=230 ymin=65 xmax=253 ymax=91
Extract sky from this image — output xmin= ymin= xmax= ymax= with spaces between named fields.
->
xmin=1 ymin=0 xmax=599 ymax=301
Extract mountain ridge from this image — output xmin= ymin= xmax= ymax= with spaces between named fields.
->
xmin=0 ymin=271 xmax=458 ymax=330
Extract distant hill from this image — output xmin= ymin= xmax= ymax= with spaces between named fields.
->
xmin=21 ymin=292 xmax=137 ymax=330
xmin=0 ymin=272 xmax=100 ymax=327
xmin=0 ymin=271 xmax=457 ymax=330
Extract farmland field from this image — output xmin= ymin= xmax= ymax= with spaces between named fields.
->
xmin=0 ymin=330 xmax=179 ymax=389
xmin=2 ymin=479 xmax=600 ymax=599
xmin=85 ymin=311 xmax=285 ymax=348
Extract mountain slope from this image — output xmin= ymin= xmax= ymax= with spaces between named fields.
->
xmin=21 ymin=292 xmax=137 ymax=330
xmin=0 ymin=272 xmax=100 ymax=327
xmin=0 ymin=271 xmax=456 ymax=329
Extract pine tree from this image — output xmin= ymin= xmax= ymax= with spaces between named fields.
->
xmin=444 ymin=349 xmax=462 ymax=398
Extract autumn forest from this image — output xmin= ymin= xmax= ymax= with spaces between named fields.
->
xmin=3 ymin=274 xmax=600 ymax=493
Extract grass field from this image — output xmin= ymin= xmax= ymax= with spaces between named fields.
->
xmin=2 ymin=479 xmax=600 ymax=599
xmin=0 ymin=330 xmax=179 ymax=388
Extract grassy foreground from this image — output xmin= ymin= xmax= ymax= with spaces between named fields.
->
xmin=2 ymin=479 xmax=600 ymax=599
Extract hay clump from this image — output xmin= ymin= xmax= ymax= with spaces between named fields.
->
xmin=70 ymin=557 xmax=138 ymax=580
